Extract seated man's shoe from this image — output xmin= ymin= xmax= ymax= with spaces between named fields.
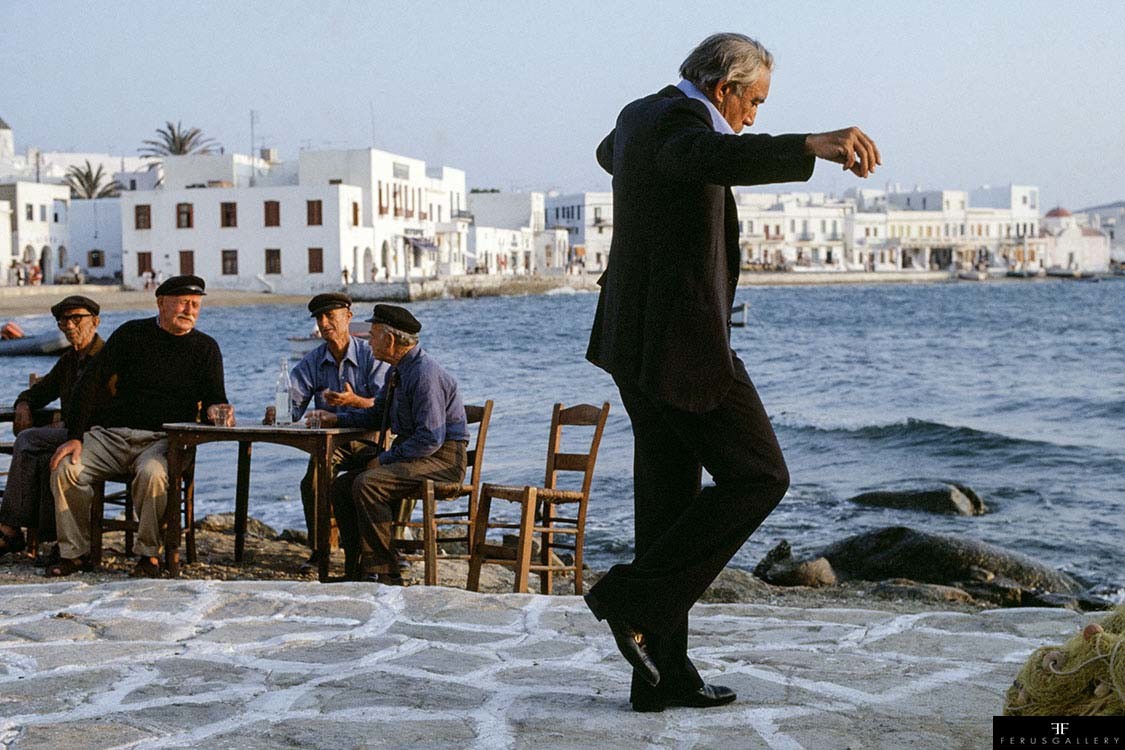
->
xmin=129 ymin=556 xmax=163 ymax=579
xmin=361 ymin=571 xmax=404 ymax=586
xmin=631 ymin=683 xmax=737 ymax=713
xmin=298 ymin=549 xmax=321 ymax=574
xmin=606 ymin=619 xmax=660 ymax=687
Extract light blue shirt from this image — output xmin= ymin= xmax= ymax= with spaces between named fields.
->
xmin=675 ymin=79 xmax=735 ymax=135
xmin=289 ymin=335 xmax=390 ymax=423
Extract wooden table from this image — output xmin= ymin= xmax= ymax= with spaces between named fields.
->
xmin=160 ymin=422 xmax=376 ymax=582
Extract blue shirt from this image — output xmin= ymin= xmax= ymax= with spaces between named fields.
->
xmin=337 ymin=345 xmax=469 ymax=464
xmin=289 ymin=336 xmax=390 ymax=423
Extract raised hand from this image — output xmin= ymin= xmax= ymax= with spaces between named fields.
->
xmin=805 ymin=127 xmax=881 ymax=178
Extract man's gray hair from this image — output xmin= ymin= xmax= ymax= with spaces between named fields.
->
xmin=385 ymin=325 xmax=418 ymax=348
xmin=679 ymin=33 xmax=774 ymax=94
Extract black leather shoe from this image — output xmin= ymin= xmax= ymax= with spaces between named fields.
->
xmin=361 ymin=571 xmax=404 ymax=586
xmin=631 ymin=683 xmax=737 ymax=713
xmin=606 ymin=619 xmax=660 ymax=687
xmin=298 ymin=549 xmax=321 ymax=574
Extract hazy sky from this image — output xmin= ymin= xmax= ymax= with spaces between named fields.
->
xmin=3 ymin=1 xmax=1122 ymax=209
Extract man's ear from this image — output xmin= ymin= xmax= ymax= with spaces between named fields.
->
xmin=710 ymin=78 xmax=732 ymax=106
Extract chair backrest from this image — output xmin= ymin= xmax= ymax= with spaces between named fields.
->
xmin=543 ymin=402 xmax=611 ymax=498
xmin=463 ymin=401 xmax=494 ymax=486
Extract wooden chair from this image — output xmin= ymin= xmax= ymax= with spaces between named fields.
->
xmin=89 ymin=463 xmax=196 ymax=568
xmin=467 ymin=402 xmax=609 ymax=595
xmin=392 ymin=401 xmax=493 ymax=585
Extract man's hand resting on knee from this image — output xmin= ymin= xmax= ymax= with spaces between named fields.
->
xmin=49 ymin=439 xmax=83 ymax=471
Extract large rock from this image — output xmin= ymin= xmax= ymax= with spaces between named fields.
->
xmin=848 ymin=481 xmax=986 ymax=516
xmin=819 ymin=526 xmax=1085 ymax=595
xmin=195 ymin=513 xmax=278 ymax=539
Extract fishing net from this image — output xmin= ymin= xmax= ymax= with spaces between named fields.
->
xmin=1004 ymin=606 xmax=1125 ymax=716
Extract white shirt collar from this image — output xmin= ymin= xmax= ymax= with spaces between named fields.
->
xmin=675 ymin=79 xmax=735 ymax=135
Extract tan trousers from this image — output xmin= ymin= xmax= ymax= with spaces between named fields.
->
xmin=52 ymin=426 xmax=169 ymax=560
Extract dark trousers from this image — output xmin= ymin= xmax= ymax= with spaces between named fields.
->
xmin=588 ymin=365 xmax=789 ymax=699
xmin=330 ymin=440 xmax=466 ymax=574
xmin=299 ymin=440 xmax=369 ymax=548
xmin=0 ymin=425 xmax=68 ymax=540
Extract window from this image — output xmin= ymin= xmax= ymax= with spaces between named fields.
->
xmin=129 ymin=179 xmax=136 ymax=190
xmin=220 ymin=202 xmax=237 ymax=227
xmin=307 ymin=200 xmax=323 ymax=226
xmin=179 ymin=250 xmax=195 ymax=275
xmin=176 ymin=203 xmax=194 ymax=228
xmin=137 ymin=252 xmax=153 ymax=275
xmin=87 ymin=250 xmax=104 ymax=268
xmin=135 ymin=204 xmax=151 ymax=229
xmin=40 ymin=205 xmax=47 ymax=221
xmin=264 ymin=200 xmax=280 ymax=226
xmin=265 ymin=248 xmax=281 ymax=275
xmin=25 ymin=204 xmax=32 ymax=221
xmin=221 ymin=250 xmax=238 ymax=275
xmin=308 ymin=247 xmax=323 ymax=273
xmin=352 ymin=202 xmax=360 ymax=226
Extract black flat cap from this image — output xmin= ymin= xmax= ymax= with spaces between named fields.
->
xmin=155 ymin=274 xmax=207 ymax=297
xmin=308 ymin=292 xmax=352 ymax=317
xmin=366 ymin=304 xmax=421 ymax=334
xmin=51 ymin=295 xmax=100 ymax=318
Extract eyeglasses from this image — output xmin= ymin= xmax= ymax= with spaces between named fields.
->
xmin=56 ymin=313 xmax=94 ymax=328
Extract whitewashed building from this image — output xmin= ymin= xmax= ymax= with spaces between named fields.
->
xmin=467 ymin=191 xmax=569 ymax=275
xmin=0 ymin=199 xmax=11 ymax=281
xmin=67 ymin=198 xmax=122 ymax=280
xmin=544 ymin=192 xmax=612 ymax=272
xmin=1040 ymin=208 xmax=1110 ymax=274
xmin=0 ymin=180 xmax=70 ymax=284
xmin=118 ymin=148 xmax=470 ymax=293
xmin=1075 ymin=201 xmax=1125 ymax=265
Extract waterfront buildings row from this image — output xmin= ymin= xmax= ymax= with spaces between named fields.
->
xmin=0 ymin=113 xmax=1115 ymax=290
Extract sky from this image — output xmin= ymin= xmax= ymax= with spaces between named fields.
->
xmin=2 ymin=0 xmax=1123 ymax=210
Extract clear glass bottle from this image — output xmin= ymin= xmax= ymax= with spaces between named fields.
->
xmin=274 ymin=357 xmax=292 ymax=426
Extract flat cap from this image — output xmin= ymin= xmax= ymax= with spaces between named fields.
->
xmin=366 ymin=304 xmax=421 ymax=334
xmin=51 ymin=295 xmax=100 ymax=318
xmin=155 ymin=274 xmax=207 ymax=297
xmin=308 ymin=292 xmax=352 ymax=317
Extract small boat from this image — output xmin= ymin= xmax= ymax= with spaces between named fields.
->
xmin=1046 ymin=266 xmax=1082 ymax=279
xmin=288 ymin=321 xmax=371 ymax=359
xmin=957 ymin=270 xmax=989 ymax=281
xmin=729 ymin=301 xmax=750 ymax=328
xmin=1005 ymin=268 xmax=1044 ymax=278
xmin=0 ymin=329 xmax=69 ymax=356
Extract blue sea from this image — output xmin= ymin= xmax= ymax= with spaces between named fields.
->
xmin=4 ymin=279 xmax=1123 ymax=598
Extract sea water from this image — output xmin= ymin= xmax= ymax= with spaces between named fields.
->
xmin=4 ymin=279 xmax=1122 ymax=597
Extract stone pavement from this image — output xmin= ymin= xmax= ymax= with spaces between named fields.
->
xmin=0 ymin=580 xmax=1086 ymax=749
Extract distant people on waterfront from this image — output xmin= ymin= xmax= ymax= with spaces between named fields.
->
xmin=0 ymin=296 xmax=103 ymax=562
xmin=324 ymin=304 xmax=468 ymax=584
xmin=141 ymin=270 xmax=154 ymax=290
xmin=582 ymin=32 xmax=880 ymax=712
xmin=48 ymin=275 xmax=233 ymax=578
xmin=278 ymin=292 xmax=389 ymax=573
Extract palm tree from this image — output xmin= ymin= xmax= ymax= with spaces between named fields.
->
xmin=65 ymin=160 xmax=120 ymax=199
xmin=139 ymin=120 xmax=218 ymax=160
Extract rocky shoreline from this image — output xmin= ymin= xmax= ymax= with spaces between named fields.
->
xmin=1 ymin=512 xmax=1099 ymax=616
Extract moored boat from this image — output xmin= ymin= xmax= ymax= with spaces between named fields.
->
xmin=0 ymin=329 xmax=69 ymax=356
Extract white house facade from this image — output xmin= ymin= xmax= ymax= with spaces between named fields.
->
xmin=68 ymin=198 xmax=122 ymax=280
xmin=0 ymin=180 xmax=70 ymax=284
xmin=544 ymin=192 xmax=612 ymax=272
xmin=118 ymin=147 xmax=470 ymax=292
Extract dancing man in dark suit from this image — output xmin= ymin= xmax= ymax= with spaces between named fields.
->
xmin=583 ymin=32 xmax=880 ymax=712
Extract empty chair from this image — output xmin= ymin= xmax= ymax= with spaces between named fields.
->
xmin=467 ymin=402 xmax=610 ymax=594
xmin=392 ymin=401 xmax=493 ymax=585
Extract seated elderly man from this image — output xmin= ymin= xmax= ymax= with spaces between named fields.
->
xmin=322 ymin=305 xmax=468 ymax=584
xmin=48 ymin=275 xmax=233 ymax=578
xmin=285 ymin=292 xmax=389 ymax=572
xmin=0 ymin=296 xmax=104 ymax=559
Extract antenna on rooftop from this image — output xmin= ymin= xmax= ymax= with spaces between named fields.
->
xmin=249 ymin=110 xmax=258 ymax=187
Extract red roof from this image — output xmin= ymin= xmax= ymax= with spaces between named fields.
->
xmin=1045 ymin=207 xmax=1072 ymax=218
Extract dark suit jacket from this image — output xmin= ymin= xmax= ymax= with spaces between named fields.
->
xmin=586 ymin=85 xmax=815 ymax=413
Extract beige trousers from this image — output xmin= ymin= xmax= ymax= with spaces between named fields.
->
xmin=52 ymin=426 xmax=169 ymax=560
